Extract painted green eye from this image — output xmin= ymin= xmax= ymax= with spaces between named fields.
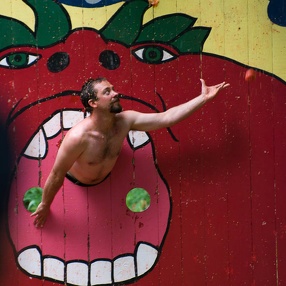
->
xmin=0 ymin=52 xmax=40 ymax=69
xmin=132 ymin=45 xmax=177 ymax=65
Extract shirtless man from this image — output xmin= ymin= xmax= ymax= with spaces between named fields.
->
xmin=32 ymin=77 xmax=229 ymax=227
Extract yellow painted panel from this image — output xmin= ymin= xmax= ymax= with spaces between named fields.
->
xmin=175 ymin=0 xmax=202 ymax=26
xmin=144 ymin=0 xmax=178 ymax=22
xmin=222 ymin=1 xmax=249 ymax=64
xmin=65 ymin=3 xmax=123 ymax=30
xmin=272 ymin=25 xmax=286 ymax=80
xmin=247 ymin=0 xmax=273 ymax=72
xmin=199 ymin=0 xmax=226 ymax=53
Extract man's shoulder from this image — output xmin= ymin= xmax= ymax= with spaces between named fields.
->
xmin=115 ymin=110 xmax=139 ymax=131
xmin=118 ymin=110 xmax=139 ymax=118
xmin=65 ymin=120 xmax=89 ymax=141
xmin=116 ymin=110 xmax=140 ymax=123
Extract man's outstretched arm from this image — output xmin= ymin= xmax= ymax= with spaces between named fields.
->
xmin=126 ymin=79 xmax=229 ymax=131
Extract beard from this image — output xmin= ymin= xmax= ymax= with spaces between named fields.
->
xmin=110 ymin=101 xmax=123 ymax=113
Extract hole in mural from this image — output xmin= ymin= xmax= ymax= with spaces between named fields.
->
xmin=99 ymin=50 xmax=120 ymax=70
xmin=23 ymin=187 xmax=43 ymax=213
xmin=126 ymin=188 xmax=151 ymax=213
xmin=47 ymin=52 xmax=70 ymax=73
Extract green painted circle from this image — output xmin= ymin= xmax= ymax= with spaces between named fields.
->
xmin=126 ymin=188 xmax=151 ymax=213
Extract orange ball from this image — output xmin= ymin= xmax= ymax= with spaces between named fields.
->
xmin=245 ymin=68 xmax=256 ymax=82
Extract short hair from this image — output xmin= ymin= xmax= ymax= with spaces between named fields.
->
xmin=80 ymin=77 xmax=107 ymax=113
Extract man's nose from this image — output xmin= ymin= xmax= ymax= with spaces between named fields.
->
xmin=112 ymin=91 xmax=119 ymax=98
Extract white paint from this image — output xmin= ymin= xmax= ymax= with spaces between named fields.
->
xmin=43 ymin=257 xmax=65 ymax=281
xmin=24 ymin=128 xmax=46 ymax=158
xmin=18 ymin=247 xmax=41 ymax=276
xmin=62 ymin=110 xmax=84 ymax=129
xmin=129 ymin=130 xmax=150 ymax=148
xmin=43 ymin=112 xmax=61 ymax=138
xmin=113 ymin=256 xmax=135 ymax=282
xmin=66 ymin=262 xmax=89 ymax=286
xmin=136 ymin=243 xmax=158 ymax=276
xmin=90 ymin=260 xmax=112 ymax=285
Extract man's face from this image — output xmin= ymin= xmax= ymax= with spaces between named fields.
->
xmin=95 ymin=80 xmax=122 ymax=113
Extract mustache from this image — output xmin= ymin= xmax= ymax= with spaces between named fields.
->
xmin=112 ymin=94 xmax=122 ymax=102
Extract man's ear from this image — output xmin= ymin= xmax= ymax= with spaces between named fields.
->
xmin=88 ymin=99 xmax=97 ymax=109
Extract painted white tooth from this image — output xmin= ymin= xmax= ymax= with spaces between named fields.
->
xmin=24 ymin=128 xmax=47 ymax=158
xmin=136 ymin=243 xmax=158 ymax=276
xmin=128 ymin=131 xmax=150 ymax=149
xmin=43 ymin=257 xmax=64 ymax=282
xmin=18 ymin=247 xmax=41 ymax=276
xmin=66 ymin=261 xmax=89 ymax=286
xmin=43 ymin=112 xmax=61 ymax=138
xmin=90 ymin=260 xmax=112 ymax=285
xmin=62 ymin=110 xmax=84 ymax=129
xmin=113 ymin=255 xmax=135 ymax=283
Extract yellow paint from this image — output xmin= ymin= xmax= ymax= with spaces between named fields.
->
xmin=1 ymin=0 xmax=285 ymax=81
xmin=1 ymin=0 xmax=34 ymax=30
xmin=65 ymin=3 xmax=123 ymax=30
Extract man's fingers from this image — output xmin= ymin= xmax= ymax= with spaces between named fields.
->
xmin=31 ymin=211 xmax=37 ymax=217
xmin=203 ymin=79 xmax=230 ymax=90
xmin=216 ymin=82 xmax=225 ymax=87
xmin=217 ymin=82 xmax=230 ymax=89
xmin=34 ymin=216 xmax=45 ymax=228
xmin=32 ymin=211 xmax=45 ymax=227
xmin=200 ymin=78 xmax=206 ymax=86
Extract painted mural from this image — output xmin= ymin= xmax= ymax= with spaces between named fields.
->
xmin=1 ymin=0 xmax=286 ymax=285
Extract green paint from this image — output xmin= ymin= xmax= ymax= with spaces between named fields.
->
xmin=136 ymin=14 xmax=197 ymax=43
xmin=101 ymin=0 xmax=149 ymax=45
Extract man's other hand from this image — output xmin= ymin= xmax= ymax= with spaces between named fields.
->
xmin=31 ymin=202 xmax=50 ymax=228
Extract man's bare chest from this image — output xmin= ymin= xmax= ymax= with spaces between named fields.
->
xmin=82 ymin=132 xmax=125 ymax=165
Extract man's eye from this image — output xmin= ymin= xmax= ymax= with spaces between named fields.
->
xmin=0 ymin=52 xmax=40 ymax=69
xmin=132 ymin=45 xmax=177 ymax=64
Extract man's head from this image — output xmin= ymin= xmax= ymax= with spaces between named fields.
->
xmin=80 ymin=77 xmax=122 ymax=113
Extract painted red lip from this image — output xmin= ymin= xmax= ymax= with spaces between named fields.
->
xmin=7 ymin=91 xmax=81 ymax=125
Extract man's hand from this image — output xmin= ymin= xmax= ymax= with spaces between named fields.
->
xmin=200 ymin=79 xmax=230 ymax=102
xmin=31 ymin=202 xmax=50 ymax=228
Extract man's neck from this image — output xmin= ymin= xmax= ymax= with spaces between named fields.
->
xmin=89 ymin=110 xmax=117 ymax=134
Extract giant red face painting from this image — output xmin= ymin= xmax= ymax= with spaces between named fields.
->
xmin=1 ymin=0 xmax=286 ymax=285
